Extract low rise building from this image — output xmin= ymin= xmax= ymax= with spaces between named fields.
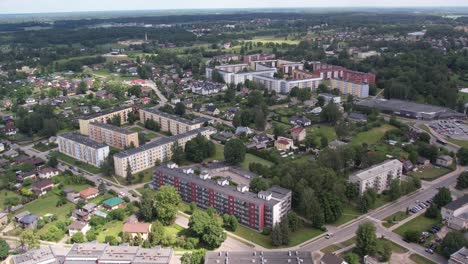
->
xmin=442 ymin=195 xmax=468 ymax=231
xmin=154 ymin=164 xmax=292 ymax=231
xmin=253 ymin=75 xmax=322 ymax=94
xmin=274 ymin=137 xmax=295 ymax=151
xmin=79 ymin=187 xmax=100 ymax=200
xmin=78 ymin=105 xmax=133 ymax=135
xmin=205 ymin=251 xmax=313 ymax=264
xmin=291 ymin=127 xmax=306 ymax=142
xmin=330 ymin=78 xmax=369 ymax=98
xmin=58 ymin=133 xmax=110 ymax=167
xmin=190 ymin=81 xmax=228 ymax=95
xmin=68 ymin=220 xmax=91 ymax=236
xmin=32 ymin=179 xmax=54 ymax=196
xmin=103 ymin=197 xmax=125 ymax=210
xmin=349 ymin=159 xmax=403 ymax=194
xmin=289 ymin=116 xmax=311 ymax=127
xmin=89 ymin=122 xmax=139 ymax=149
xmin=449 ymin=247 xmax=468 ymax=264
xmin=139 ymin=107 xmax=206 ymax=135
xmin=318 ymin=93 xmax=341 ymax=104
xmin=37 ymin=167 xmax=59 ymax=179
xmin=113 ymin=127 xmax=215 ymax=177
xmin=122 ymin=222 xmax=152 ymax=240
xmin=436 ymin=155 xmax=454 ymax=167
xmin=18 ymin=214 xmax=38 ymax=229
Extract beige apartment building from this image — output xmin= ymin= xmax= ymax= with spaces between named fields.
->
xmin=113 ymin=127 xmax=216 ymax=177
xmin=139 ymin=107 xmax=207 ymax=135
xmin=349 ymin=159 xmax=403 ymax=194
xmin=58 ymin=133 xmax=110 ymax=167
xmin=88 ymin=122 xmax=138 ymax=150
xmin=79 ymin=105 xmax=133 ymax=135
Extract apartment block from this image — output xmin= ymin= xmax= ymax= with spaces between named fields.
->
xmin=342 ymin=70 xmax=376 ymax=85
xmin=349 ymin=159 xmax=403 ymax=194
xmin=58 ymin=133 xmax=109 ymax=167
xmin=139 ymin=108 xmax=207 ymax=135
xmin=205 ymin=251 xmax=313 ymax=264
xmin=243 ymin=53 xmax=276 ymax=64
xmin=78 ymin=105 xmax=133 ymax=135
xmin=113 ymin=127 xmax=216 ymax=177
xmin=442 ymin=195 xmax=468 ymax=231
xmin=206 ymin=64 xmax=276 ymax=85
xmin=330 ymin=78 xmax=370 ymax=98
xmin=253 ymin=75 xmax=322 ymax=94
xmin=153 ymin=164 xmax=292 ymax=231
xmin=89 ymin=122 xmax=138 ymax=149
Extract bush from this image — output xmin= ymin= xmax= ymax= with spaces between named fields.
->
xmin=404 ymin=230 xmax=420 ymax=243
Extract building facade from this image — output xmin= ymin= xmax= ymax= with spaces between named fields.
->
xmin=349 ymin=159 xmax=403 ymax=194
xmin=153 ymin=164 xmax=292 ymax=231
xmin=139 ymin=108 xmax=206 ymax=135
xmin=206 ymin=64 xmax=276 ymax=85
xmin=253 ymin=75 xmax=322 ymax=94
xmin=89 ymin=122 xmax=138 ymax=150
xmin=330 ymin=78 xmax=370 ymax=98
xmin=58 ymin=133 xmax=109 ymax=167
xmin=78 ymin=105 xmax=133 ymax=135
xmin=442 ymin=195 xmax=468 ymax=231
xmin=113 ymin=127 xmax=216 ymax=177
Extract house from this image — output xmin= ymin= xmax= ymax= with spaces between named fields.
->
xmin=212 ymin=131 xmax=234 ymax=142
xmin=235 ymin=126 xmax=253 ymax=136
xmin=0 ymin=212 xmax=8 ymax=227
xmin=32 ymin=179 xmax=54 ymax=196
xmin=72 ymin=209 xmax=92 ymax=222
xmin=4 ymin=123 xmax=17 ymax=136
xmin=24 ymin=157 xmax=46 ymax=167
xmin=223 ymin=42 xmax=232 ymax=49
xmin=170 ymin=98 xmax=181 ymax=104
xmin=289 ymin=116 xmax=311 ymax=127
xmin=417 ymin=156 xmax=430 ymax=167
xmin=17 ymin=171 xmax=37 ymax=183
xmin=37 ymin=167 xmax=60 ymax=179
xmin=318 ymin=93 xmax=341 ymax=104
xmin=274 ymin=137 xmax=295 ymax=151
xmin=449 ymin=247 xmax=468 ymax=264
xmin=15 ymin=211 xmax=31 ymax=222
xmin=436 ymin=155 xmax=454 ymax=167
xmin=348 ymin=112 xmax=367 ymax=123
xmin=309 ymin=107 xmax=322 ymax=115
xmin=290 ymin=127 xmax=306 ymax=142
xmin=320 ymin=253 xmax=347 ymax=264
xmin=205 ymin=105 xmax=220 ymax=116
xmin=3 ymin=149 xmax=18 ymax=158
xmin=79 ymin=187 xmax=99 ymax=200
xmin=68 ymin=220 xmax=91 ymax=236
xmin=67 ymin=191 xmax=81 ymax=204
xmin=102 ymin=197 xmax=125 ymax=210
xmin=82 ymin=203 xmax=97 ymax=213
xmin=18 ymin=214 xmax=38 ymax=229
xmin=252 ymin=133 xmax=272 ymax=145
xmin=122 ymin=222 xmax=152 ymax=240
xmin=441 ymin=195 xmax=468 ymax=231
xmin=402 ymin=160 xmax=414 ymax=174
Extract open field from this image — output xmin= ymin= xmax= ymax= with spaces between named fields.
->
xmin=245 ymin=36 xmax=301 ymax=45
xmin=210 ymin=143 xmax=273 ymax=170
xmin=97 ymin=221 xmax=124 ymax=242
xmin=18 ymin=193 xmax=74 ymax=220
xmin=52 ymin=152 xmax=101 ymax=174
xmin=394 ymin=215 xmax=441 ymax=237
xmin=351 ymin=124 xmax=395 ymax=145
xmin=306 ymin=125 xmax=337 ymax=142
xmin=383 ymin=211 xmax=410 ymax=228
xmin=409 ymin=166 xmax=452 ymax=181
xmin=333 ymin=206 xmax=362 ymax=226
xmin=0 ymin=190 xmax=22 ymax=210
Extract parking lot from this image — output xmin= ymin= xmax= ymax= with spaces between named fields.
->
xmin=429 ymin=119 xmax=468 ymax=141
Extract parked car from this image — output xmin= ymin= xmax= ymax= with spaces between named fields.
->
xmin=325 ymin=233 xmax=333 ymax=239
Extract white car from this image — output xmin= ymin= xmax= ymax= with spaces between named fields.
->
xmin=325 ymin=233 xmax=333 ymax=239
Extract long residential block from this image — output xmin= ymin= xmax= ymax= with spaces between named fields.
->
xmin=139 ymin=107 xmax=207 ymax=135
xmin=253 ymin=75 xmax=322 ymax=94
xmin=331 ymin=78 xmax=370 ymax=98
xmin=113 ymin=127 xmax=216 ymax=177
xmin=349 ymin=159 xmax=403 ymax=194
xmin=153 ymin=164 xmax=292 ymax=231
xmin=58 ymin=133 xmax=110 ymax=167
xmin=89 ymin=122 xmax=139 ymax=150
xmin=78 ymin=105 xmax=133 ymax=135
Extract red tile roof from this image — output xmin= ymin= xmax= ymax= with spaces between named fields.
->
xmin=79 ymin=187 xmax=99 ymax=199
xmin=122 ymin=222 xmax=151 ymax=233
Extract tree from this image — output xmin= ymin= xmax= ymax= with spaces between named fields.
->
xmin=181 ymin=250 xmax=206 ymax=264
xmin=320 ymin=136 xmax=328 ymax=148
xmin=47 ymin=156 xmax=58 ymax=168
xmin=418 ymin=132 xmax=431 ymax=143
xmin=380 ymin=240 xmax=392 ymax=262
xmin=441 ymin=232 xmax=468 ymax=258
xmin=458 ymin=148 xmax=468 ymax=165
xmin=343 ymin=253 xmax=360 ymax=264
xmin=433 ymin=187 xmax=452 ymax=208
xmin=126 ymin=161 xmax=133 ymax=185
xmin=149 ymin=221 xmax=165 ymax=246
xmin=189 ymin=210 xmax=226 ymax=249
xmin=139 ymin=190 xmax=156 ymax=222
xmin=271 ymin=224 xmax=283 ymax=246
xmin=0 ymin=239 xmax=9 ymax=260
xmin=249 ymin=177 xmax=269 ymax=193
xmin=320 ymin=102 xmax=341 ymax=124
xmin=388 ymin=179 xmax=402 ymax=201
xmin=19 ymin=229 xmax=39 ymax=250
xmin=456 ymin=172 xmax=468 ymax=190
xmin=105 ymin=235 xmax=119 ymax=245
xmin=154 ymin=186 xmax=181 ymax=225
xmin=144 ymin=119 xmax=160 ymax=131
xmin=71 ymin=232 xmax=86 ymax=243
xmin=345 ymin=183 xmax=359 ymax=202
xmin=224 ymin=139 xmax=246 ymax=165
xmin=98 ymin=182 xmax=107 ymax=194
xmin=404 ymin=230 xmax=420 ymax=243
xmin=355 ymin=222 xmax=377 ymax=256
xmin=185 ymin=135 xmax=215 ymax=163
xmin=254 ymin=109 xmax=266 ymax=131
xmin=425 ymin=204 xmax=441 ymax=219
xmin=174 ymin=102 xmax=186 ymax=116
xmin=171 ymin=142 xmax=185 ymax=165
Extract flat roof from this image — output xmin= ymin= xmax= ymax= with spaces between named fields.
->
xmin=79 ymin=105 xmax=132 ymax=120
xmin=13 ymin=247 xmax=58 ymax=264
xmin=204 ymin=251 xmax=313 ymax=264
xmin=114 ymin=127 xmax=214 ymax=158
xmin=58 ymin=133 xmax=108 ymax=149
xmin=444 ymin=195 xmax=468 ymax=211
xmin=351 ymin=159 xmax=402 ymax=181
xmin=89 ymin=122 xmax=136 ymax=135
xmin=140 ymin=107 xmax=206 ymax=126
xmin=357 ymin=99 xmax=454 ymax=115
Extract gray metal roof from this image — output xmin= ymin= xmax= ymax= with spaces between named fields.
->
xmin=79 ymin=105 xmax=132 ymax=120
xmin=59 ymin=133 xmax=108 ymax=149
xmin=444 ymin=195 xmax=468 ymax=211
xmin=204 ymin=251 xmax=313 ymax=264
xmin=89 ymin=122 xmax=137 ymax=135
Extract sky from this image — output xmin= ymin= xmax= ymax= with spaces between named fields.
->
xmin=0 ymin=0 xmax=467 ymax=14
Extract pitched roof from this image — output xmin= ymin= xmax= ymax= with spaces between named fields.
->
xmin=33 ymin=179 xmax=54 ymax=189
xmin=122 ymin=222 xmax=151 ymax=233
xmin=79 ymin=187 xmax=99 ymax=198
xmin=290 ymin=127 xmax=305 ymax=134
xmin=103 ymin=197 xmax=124 ymax=207
xmin=19 ymin=214 xmax=38 ymax=224
xmin=68 ymin=220 xmax=88 ymax=230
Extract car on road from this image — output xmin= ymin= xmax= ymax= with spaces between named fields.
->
xmin=325 ymin=233 xmax=333 ymax=239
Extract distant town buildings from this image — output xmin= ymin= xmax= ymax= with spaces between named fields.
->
xmin=349 ymin=159 xmax=403 ymax=194
xmin=190 ymin=81 xmax=228 ymax=95
xmin=58 ymin=133 xmax=110 ymax=167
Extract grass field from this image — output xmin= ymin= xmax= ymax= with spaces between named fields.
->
xmin=409 ymin=166 xmax=452 ymax=181
xmin=333 ymin=206 xmax=362 ymax=226
xmin=33 ymin=142 xmax=57 ymax=152
xmin=446 ymin=137 xmax=468 ymax=148
xmin=0 ymin=190 xmax=22 ymax=210
xmin=129 ymin=127 xmax=143 ymax=132
xmin=306 ymin=125 xmax=337 ymax=142
xmin=351 ymin=124 xmax=395 ymax=146
xmin=321 ymin=244 xmax=342 ymax=254
xmin=18 ymin=193 xmax=74 ymax=220
xmin=234 ymin=224 xmax=323 ymax=249
xmin=144 ymin=132 xmax=158 ymax=140
xmin=394 ymin=215 xmax=441 ymax=237
xmin=409 ymin=254 xmax=437 ymax=264
xmin=210 ymin=143 xmax=273 ymax=170
xmin=97 ymin=221 xmax=124 ymax=242
xmin=52 ymin=152 xmax=101 ymax=174
xmin=383 ymin=211 xmax=410 ymax=228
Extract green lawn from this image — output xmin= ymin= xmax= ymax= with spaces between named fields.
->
xmin=383 ymin=211 xmax=410 ymax=228
xmin=394 ymin=215 xmax=441 ymax=237
xmin=144 ymin=132 xmax=158 ymax=140
xmin=18 ymin=193 xmax=74 ymax=220
xmin=51 ymin=152 xmax=101 ymax=174
xmin=97 ymin=221 xmax=123 ymax=242
xmin=446 ymin=137 xmax=468 ymax=148
xmin=409 ymin=254 xmax=437 ymax=264
xmin=33 ymin=142 xmax=57 ymax=152
xmin=210 ymin=143 xmax=273 ymax=170
xmin=378 ymin=238 xmax=408 ymax=254
xmin=351 ymin=124 xmax=395 ymax=146
xmin=129 ymin=127 xmax=143 ymax=132
xmin=234 ymin=224 xmax=323 ymax=249
xmin=306 ymin=125 xmax=337 ymax=142
xmin=321 ymin=244 xmax=342 ymax=254
xmin=333 ymin=206 xmax=362 ymax=226
xmin=409 ymin=166 xmax=452 ymax=181
xmin=89 ymin=193 xmax=113 ymax=205
xmin=246 ymin=37 xmax=301 ymax=45
xmin=0 ymin=190 xmax=22 ymax=210
xmin=341 ymin=237 xmax=356 ymax=247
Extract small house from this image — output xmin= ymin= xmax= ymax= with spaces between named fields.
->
xmin=37 ymin=168 xmax=59 ymax=179
xmin=290 ymin=127 xmax=306 ymax=142
xmin=274 ymin=137 xmax=295 ymax=151
xmin=32 ymin=179 xmax=54 ymax=196
xmin=122 ymin=222 xmax=152 ymax=240
xmin=102 ymin=197 xmax=125 ymax=210
xmin=68 ymin=220 xmax=91 ymax=236
xmin=79 ymin=187 xmax=100 ymax=200
xmin=18 ymin=214 xmax=38 ymax=229
xmin=436 ymin=155 xmax=454 ymax=168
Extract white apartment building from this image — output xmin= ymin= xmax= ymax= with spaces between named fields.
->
xmin=58 ymin=133 xmax=110 ymax=167
xmin=139 ymin=107 xmax=207 ymax=135
xmin=349 ymin=159 xmax=403 ymax=194
xmin=113 ymin=127 xmax=216 ymax=177
xmin=205 ymin=64 xmax=276 ymax=85
xmin=442 ymin=195 xmax=468 ymax=231
xmin=253 ymin=75 xmax=322 ymax=94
